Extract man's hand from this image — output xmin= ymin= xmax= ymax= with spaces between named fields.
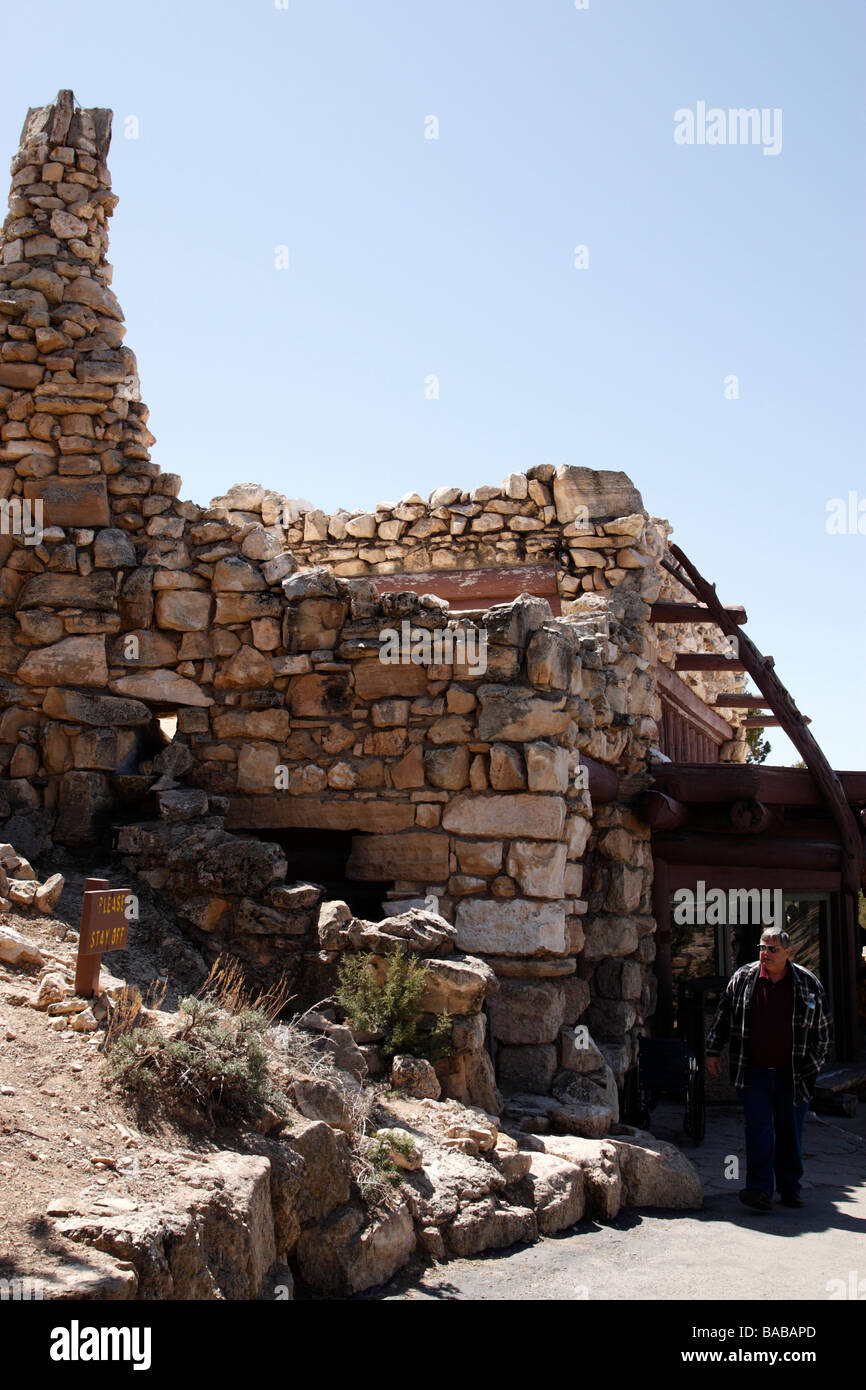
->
xmin=706 ymin=1056 xmax=722 ymax=1079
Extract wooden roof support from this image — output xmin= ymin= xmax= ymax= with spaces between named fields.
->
xmin=744 ymin=715 xmax=811 ymax=729
xmin=651 ymin=763 xmax=866 ymax=807
xmin=662 ymin=543 xmax=865 ymax=1056
xmin=713 ymin=694 xmax=770 ymax=709
xmin=651 ymin=602 xmax=747 ymax=625
xmin=674 ymin=654 xmax=748 ymax=672
xmin=638 ymin=790 xmax=689 ymax=830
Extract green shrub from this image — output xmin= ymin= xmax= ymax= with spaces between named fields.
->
xmin=336 ymin=950 xmax=453 ymax=1063
xmin=105 ymin=995 xmax=287 ymax=1126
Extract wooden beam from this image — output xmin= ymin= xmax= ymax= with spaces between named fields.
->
xmin=665 ymin=542 xmax=864 ymax=1060
xmin=651 ymin=602 xmax=747 ymax=625
xmin=656 ymin=664 xmax=733 ymax=743
xmin=713 ymin=694 xmax=770 ymax=709
xmin=639 ymin=790 xmax=689 ymax=830
xmin=674 ymin=654 xmax=748 ymax=672
xmin=654 ymin=832 xmax=841 ymax=872
xmin=580 ymin=754 xmax=618 ymax=803
xmin=667 ymin=543 xmax=862 ymax=876
xmin=744 ymin=715 xmax=811 ymax=729
xmin=373 ymin=564 xmax=561 ymax=614
xmin=654 ymin=763 xmax=866 ymax=809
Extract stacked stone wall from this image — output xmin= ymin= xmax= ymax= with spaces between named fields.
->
xmin=0 ymin=93 xmax=747 ymax=1100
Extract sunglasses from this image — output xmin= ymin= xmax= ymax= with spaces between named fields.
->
xmin=759 ymin=943 xmax=782 ymax=954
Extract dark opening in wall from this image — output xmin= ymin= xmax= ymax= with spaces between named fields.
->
xmin=257 ymin=827 xmax=393 ymax=920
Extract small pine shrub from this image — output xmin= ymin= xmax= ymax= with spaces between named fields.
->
xmin=105 ymin=995 xmax=287 ymax=1127
xmin=336 ymin=949 xmax=453 ymax=1063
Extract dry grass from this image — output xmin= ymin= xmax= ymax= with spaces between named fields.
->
xmin=270 ymin=1014 xmax=376 ymax=1142
xmin=197 ymin=954 xmax=294 ymax=1023
xmin=103 ymin=979 xmax=167 ymax=1054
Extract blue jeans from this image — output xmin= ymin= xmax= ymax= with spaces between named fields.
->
xmin=737 ymin=1066 xmax=810 ymax=1198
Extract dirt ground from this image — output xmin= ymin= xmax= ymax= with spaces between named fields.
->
xmin=0 ymin=859 xmax=221 ymax=1291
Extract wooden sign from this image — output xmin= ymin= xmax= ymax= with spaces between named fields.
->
xmin=74 ymin=878 xmax=133 ymax=998
xmin=79 ymin=888 xmax=132 ymax=956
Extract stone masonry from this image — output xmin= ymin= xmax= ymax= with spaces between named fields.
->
xmin=0 ymin=94 xmax=749 ymax=1109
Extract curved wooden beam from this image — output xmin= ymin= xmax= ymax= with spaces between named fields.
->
xmin=639 ymin=789 xmax=689 ymax=830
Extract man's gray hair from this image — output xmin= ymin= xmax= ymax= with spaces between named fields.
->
xmin=760 ymin=925 xmax=791 ymax=948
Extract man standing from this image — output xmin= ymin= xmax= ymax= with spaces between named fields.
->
xmin=706 ymin=925 xmax=831 ymax=1212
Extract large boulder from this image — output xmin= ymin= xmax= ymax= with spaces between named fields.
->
xmin=284 ymin=1120 xmax=353 ymax=1226
xmin=520 ymin=1152 xmax=586 ymax=1234
xmin=417 ymin=955 xmax=497 ymax=1015
xmin=525 ymin=1134 xmax=624 ymax=1220
xmin=608 ymin=1129 xmax=703 ymax=1209
xmin=347 ymin=907 xmax=456 ymax=956
xmin=0 ymin=925 xmax=43 ymax=968
xmin=56 ymin=1153 xmax=276 ymax=1299
xmin=295 ymin=1198 xmax=416 ymax=1295
xmin=392 ymin=1055 xmax=441 ymax=1100
xmin=445 ymin=1197 xmax=536 ymax=1257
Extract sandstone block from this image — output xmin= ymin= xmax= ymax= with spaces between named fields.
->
xmin=110 ymin=670 xmax=213 ymax=706
xmin=526 ymin=741 xmax=569 ymax=792
xmin=287 ymin=672 xmax=351 ymax=718
xmin=553 ymin=466 xmax=644 ymax=523
xmin=455 ymin=898 xmax=566 ymax=956
xmin=445 ymin=1198 xmax=536 ymax=1258
xmin=581 ymin=915 xmax=640 ymax=961
xmin=489 ymin=979 xmax=565 ymax=1045
xmin=489 ymin=744 xmax=525 ymax=790
xmin=345 ymin=831 xmax=449 ymax=882
xmin=531 ymin=1135 xmax=623 ymax=1220
xmin=496 ymin=1044 xmax=557 ymax=1093
xmin=214 ymin=644 xmax=273 ymax=689
xmin=17 ymin=572 xmax=116 ymax=612
xmin=454 ymin=839 xmax=502 ymax=875
xmin=417 ymin=955 xmax=497 ymax=1015
xmin=505 ymin=839 xmax=567 ymax=898
xmin=23 ymin=475 xmax=109 ymax=527
xmin=353 ymin=661 xmax=428 ymax=700
xmin=237 ymin=742 xmax=281 ymax=793
xmin=424 ymin=744 xmax=470 ymax=790
xmin=476 ymin=686 xmax=569 ymax=741
xmin=526 ymin=628 xmax=574 ymax=691
xmin=155 ymin=590 xmax=212 ymax=632
xmin=442 ymin=793 xmax=565 ymax=841
xmin=18 ymin=635 xmax=107 ymax=687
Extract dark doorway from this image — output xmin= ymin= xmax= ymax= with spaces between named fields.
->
xmin=255 ymin=827 xmax=394 ymax=921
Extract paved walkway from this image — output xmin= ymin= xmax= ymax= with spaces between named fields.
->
xmin=364 ymin=1102 xmax=866 ymax=1301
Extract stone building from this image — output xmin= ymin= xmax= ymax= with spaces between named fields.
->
xmin=0 ymin=94 xmax=862 ymax=1117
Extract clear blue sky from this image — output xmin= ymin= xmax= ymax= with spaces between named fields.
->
xmin=1 ymin=1 xmax=863 ymax=768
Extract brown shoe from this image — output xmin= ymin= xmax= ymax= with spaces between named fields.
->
xmin=739 ymin=1188 xmax=772 ymax=1212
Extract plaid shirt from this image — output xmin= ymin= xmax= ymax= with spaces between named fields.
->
xmin=706 ymin=960 xmax=832 ymax=1104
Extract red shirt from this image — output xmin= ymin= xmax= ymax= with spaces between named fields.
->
xmin=749 ymin=960 xmax=794 ymax=1068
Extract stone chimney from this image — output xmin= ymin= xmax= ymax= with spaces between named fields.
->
xmin=0 ymin=92 xmax=185 ymax=844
